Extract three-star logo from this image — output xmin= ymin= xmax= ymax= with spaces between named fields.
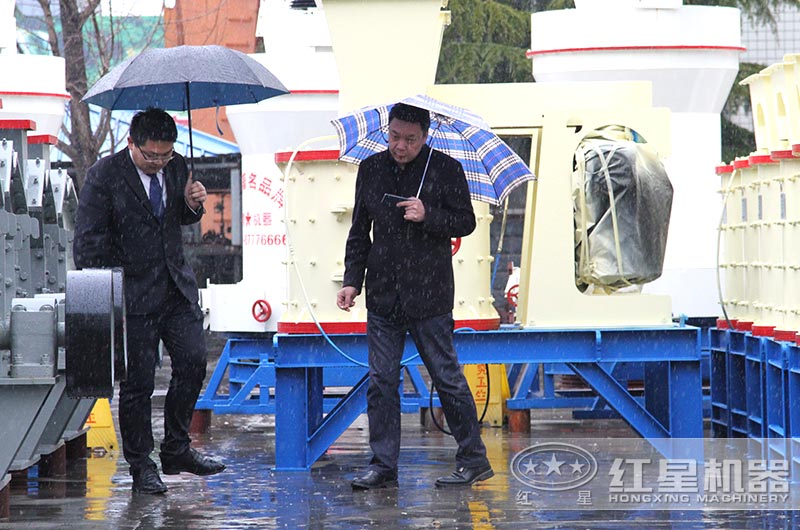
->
xmin=510 ymin=442 xmax=598 ymax=491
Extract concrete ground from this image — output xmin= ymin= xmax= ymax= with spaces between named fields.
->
xmin=1 ymin=335 xmax=797 ymax=529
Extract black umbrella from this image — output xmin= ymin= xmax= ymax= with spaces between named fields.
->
xmin=83 ymin=45 xmax=289 ymax=172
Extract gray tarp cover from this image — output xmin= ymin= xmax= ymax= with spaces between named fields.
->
xmin=573 ymin=139 xmax=673 ymax=292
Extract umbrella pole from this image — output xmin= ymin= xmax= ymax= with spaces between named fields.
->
xmin=185 ymin=83 xmax=195 ymax=176
xmin=416 ymin=121 xmax=442 ymax=198
xmin=416 ymin=147 xmax=434 ymax=198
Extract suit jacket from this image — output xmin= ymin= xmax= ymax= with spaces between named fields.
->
xmin=73 ymin=148 xmax=204 ymax=315
xmin=343 ymin=146 xmax=476 ymax=319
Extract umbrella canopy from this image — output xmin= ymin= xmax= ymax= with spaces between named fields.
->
xmin=331 ymin=94 xmax=535 ymax=205
xmin=83 ymin=45 xmax=287 ymax=110
xmin=83 ymin=45 xmax=288 ymax=171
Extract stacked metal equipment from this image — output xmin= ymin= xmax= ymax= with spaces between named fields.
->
xmin=711 ymin=56 xmax=800 ymax=473
xmin=717 ymin=55 xmax=800 ymax=340
xmin=0 ymin=121 xmax=123 ymax=496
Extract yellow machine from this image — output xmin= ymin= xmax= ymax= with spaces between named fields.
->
xmin=274 ymin=0 xmax=677 ymax=426
xmin=277 ymin=0 xmax=499 ymax=334
xmin=429 ymin=82 xmax=673 ymax=328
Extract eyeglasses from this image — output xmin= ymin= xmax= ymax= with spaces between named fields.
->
xmin=136 ymin=144 xmax=174 ymax=163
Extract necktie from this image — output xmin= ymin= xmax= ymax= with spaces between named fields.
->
xmin=148 ymin=174 xmax=164 ymax=220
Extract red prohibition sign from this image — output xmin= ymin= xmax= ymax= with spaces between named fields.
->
xmin=252 ymin=299 xmax=272 ymax=323
xmin=451 ymin=237 xmax=462 ymax=256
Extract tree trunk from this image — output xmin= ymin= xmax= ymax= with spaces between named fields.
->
xmin=60 ymin=0 xmax=100 ymax=190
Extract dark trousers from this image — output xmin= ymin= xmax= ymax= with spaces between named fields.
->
xmin=119 ymin=282 xmax=207 ymax=470
xmin=366 ymin=311 xmax=488 ymax=476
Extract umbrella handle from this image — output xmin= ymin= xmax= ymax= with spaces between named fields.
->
xmin=215 ymin=105 xmax=224 ymax=135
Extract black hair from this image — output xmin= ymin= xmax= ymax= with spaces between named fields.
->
xmin=389 ymin=103 xmax=430 ymax=133
xmin=129 ymin=108 xmax=178 ymax=146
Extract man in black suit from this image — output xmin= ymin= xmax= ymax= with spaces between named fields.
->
xmin=74 ymin=108 xmax=225 ymax=494
xmin=337 ymin=103 xmax=493 ymax=489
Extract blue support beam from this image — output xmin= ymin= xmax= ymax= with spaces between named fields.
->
xmin=272 ymin=328 xmax=700 ymax=366
xmin=196 ymin=338 xmax=277 ymax=413
xmin=765 ymin=339 xmax=790 ymax=465
xmin=745 ymin=335 xmax=767 ymax=458
xmin=709 ymin=329 xmax=800 ymax=483
xmin=788 ymin=345 xmax=800 ymax=480
xmin=271 ymin=326 xmax=702 ymax=470
xmin=197 ymin=338 xmax=421 ymax=414
xmin=306 ymin=375 xmax=369 ymax=468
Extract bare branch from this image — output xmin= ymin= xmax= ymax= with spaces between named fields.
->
xmin=77 ymin=0 xmax=103 ymax=27
xmin=57 ymin=122 xmax=76 ymax=162
xmin=90 ymin=11 xmax=109 ymax=74
xmin=92 ymin=110 xmax=112 ymax=153
xmin=36 ymin=0 xmax=62 ymax=56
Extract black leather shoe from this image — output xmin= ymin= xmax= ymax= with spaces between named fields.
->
xmin=161 ymin=448 xmax=226 ymax=476
xmin=435 ymin=464 xmax=494 ymax=487
xmin=132 ymin=464 xmax=167 ymax=495
xmin=351 ymin=470 xmax=398 ymax=490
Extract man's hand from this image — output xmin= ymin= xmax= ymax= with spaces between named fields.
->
xmin=185 ymin=173 xmax=207 ymax=210
xmin=337 ymin=286 xmax=359 ymax=312
xmin=397 ymin=197 xmax=425 ymax=223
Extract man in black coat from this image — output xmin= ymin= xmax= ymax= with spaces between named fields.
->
xmin=337 ymin=103 xmax=493 ymax=489
xmin=74 ymin=108 xmax=225 ymax=494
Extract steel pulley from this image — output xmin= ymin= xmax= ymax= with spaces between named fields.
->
xmin=112 ymin=268 xmax=127 ymax=381
xmin=65 ymin=268 xmax=126 ymax=398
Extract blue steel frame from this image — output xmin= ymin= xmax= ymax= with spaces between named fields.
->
xmin=196 ymin=338 xmax=440 ymax=414
xmin=506 ymin=362 xmax=642 ymax=415
xmin=506 ymin=317 xmax=715 ymax=418
xmin=710 ymin=328 xmax=800 ymax=482
xmin=199 ymin=321 xmax=716 ymax=419
xmin=271 ymin=326 xmax=703 ymax=470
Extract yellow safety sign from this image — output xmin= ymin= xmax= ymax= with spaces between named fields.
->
xmin=465 ymin=364 xmax=510 ymax=427
xmin=84 ymin=398 xmax=118 ymax=455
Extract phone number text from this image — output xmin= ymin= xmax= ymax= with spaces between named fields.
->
xmin=244 ymin=234 xmax=287 ymax=246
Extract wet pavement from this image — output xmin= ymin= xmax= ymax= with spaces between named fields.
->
xmin=2 ymin=339 xmax=799 ymax=529
xmin=4 ymin=411 xmax=798 ymax=529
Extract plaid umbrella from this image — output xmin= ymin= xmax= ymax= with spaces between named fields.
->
xmin=331 ymin=94 xmax=535 ymax=205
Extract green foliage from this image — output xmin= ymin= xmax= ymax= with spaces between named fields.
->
xmin=719 ymin=62 xmax=764 ymax=161
xmin=533 ymin=0 xmax=575 ymax=9
xmin=437 ymin=0 xmax=531 ymax=84
xmin=723 ymin=62 xmax=763 ymax=116
xmin=494 ymin=0 xmax=529 ymax=9
xmin=438 ymin=42 xmax=532 ymax=84
xmin=721 ymin=116 xmax=756 ymax=163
